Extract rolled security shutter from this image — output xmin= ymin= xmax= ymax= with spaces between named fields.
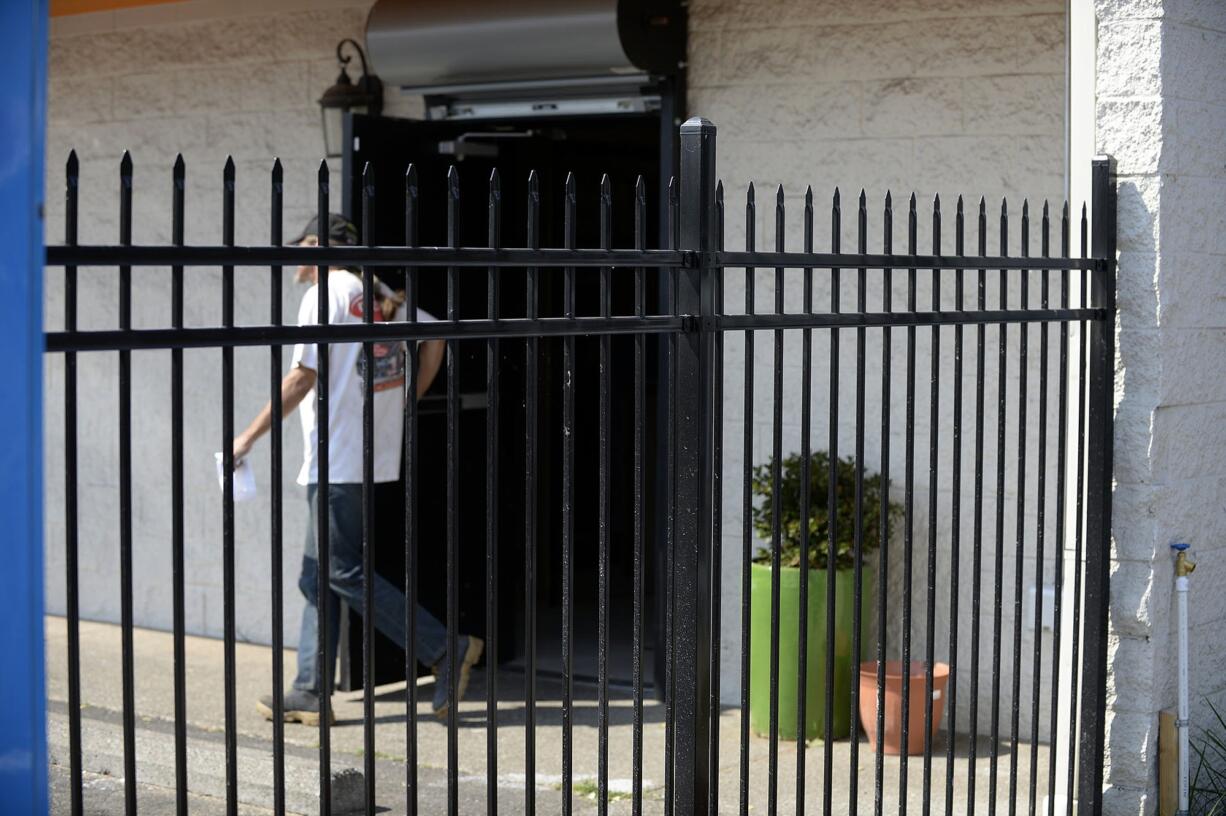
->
xmin=365 ymin=0 xmax=684 ymax=91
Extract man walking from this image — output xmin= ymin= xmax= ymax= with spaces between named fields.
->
xmin=233 ymin=213 xmax=483 ymax=725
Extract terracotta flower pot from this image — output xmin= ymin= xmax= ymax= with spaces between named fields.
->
xmin=857 ymin=660 xmax=950 ymax=755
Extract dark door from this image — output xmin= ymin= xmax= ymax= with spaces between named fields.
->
xmin=341 ymin=111 xmax=666 ymax=694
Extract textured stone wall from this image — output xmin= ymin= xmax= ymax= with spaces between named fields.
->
xmin=1095 ymin=0 xmax=1226 ymax=812
xmin=690 ymin=0 xmax=1070 ymax=738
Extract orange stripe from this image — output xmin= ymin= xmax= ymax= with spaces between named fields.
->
xmin=52 ymin=0 xmax=185 ymax=17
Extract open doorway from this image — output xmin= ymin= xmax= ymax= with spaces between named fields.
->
xmin=340 ymin=111 xmax=670 ymax=695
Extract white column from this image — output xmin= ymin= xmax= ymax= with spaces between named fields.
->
xmin=1051 ymin=2 xmax=1096 ymax=813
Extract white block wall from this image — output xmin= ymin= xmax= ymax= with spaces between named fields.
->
xmin=1095 ymin=0 xmax=1226 ymax=812
xmin=689 ymin=0 xmax=1070 ymax=739
xmin=44 ymin=0 xmax=1073 ymax=745
xmin=42 ymin=1 xmax=385 ymax=650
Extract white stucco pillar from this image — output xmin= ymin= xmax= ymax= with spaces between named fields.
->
xmin=1051 ymin=6 xmax=1097 ymax=813
xmin=1093 ymin=1 xmax=1226 ymax=813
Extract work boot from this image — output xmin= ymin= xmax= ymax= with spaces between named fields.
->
xmin=256 ymin=689 xmax=336 ymax=726
xmin=432 ymin=635 xmax=484 ymax=720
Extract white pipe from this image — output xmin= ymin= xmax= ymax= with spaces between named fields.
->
xmin=1172 ymin=542 xmax=1195 ymax=816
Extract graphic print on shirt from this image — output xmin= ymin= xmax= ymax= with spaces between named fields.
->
xmin=349 ymin=292 xmax=406 ymax=392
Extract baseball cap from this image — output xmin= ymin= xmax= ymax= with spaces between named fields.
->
xmin=288 ymin=213 xmax=359 ymax=246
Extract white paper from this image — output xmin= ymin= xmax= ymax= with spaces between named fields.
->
xmin=215 ymin=452 xmax=257 ymax=502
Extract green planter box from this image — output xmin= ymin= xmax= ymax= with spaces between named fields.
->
xmin=749 ymin=561 xmax=873 ymax=742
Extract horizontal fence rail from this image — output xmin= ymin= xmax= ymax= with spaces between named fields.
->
xmin=46 ymin=245 xmax=1101 ymax=271
xmin=45 ymin=245 xmax=685 ymax=268
xmin=44 ymin=311 xmax=1112 ymax=353
xmin=42 ymin=119 xmax=1115 ymax=816
xmin=44 ymin=316 xmax=689 ymax=352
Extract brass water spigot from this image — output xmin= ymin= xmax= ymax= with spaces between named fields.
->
xmin=1173 ymin=542 xmax=1196 ymax=577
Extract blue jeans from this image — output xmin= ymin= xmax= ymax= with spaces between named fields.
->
xmin=293 ymin=483 xmax=449 ymax=694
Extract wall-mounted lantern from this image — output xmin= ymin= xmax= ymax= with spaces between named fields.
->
xmin=318 ymin=38 xmax=383 ymax=158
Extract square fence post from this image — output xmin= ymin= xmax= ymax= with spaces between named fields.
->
xmin=673 ymin=116 xmax=717 ymax=816
xmin=1077 ymin=154 xmax=1117 ymax=814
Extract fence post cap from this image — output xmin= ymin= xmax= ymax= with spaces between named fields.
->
xmin=680 ymin=116 xmax=714 ymax=134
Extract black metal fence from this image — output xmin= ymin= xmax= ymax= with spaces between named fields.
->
xmin=43 ymin=118 xmax=1116 ymax=816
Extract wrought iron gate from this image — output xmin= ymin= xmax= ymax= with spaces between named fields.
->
xmin=43 ymin=118 xmax=1116 ymax=815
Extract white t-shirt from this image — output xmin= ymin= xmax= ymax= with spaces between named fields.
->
xmin=291 ymin=269 xmax=437 ymax=485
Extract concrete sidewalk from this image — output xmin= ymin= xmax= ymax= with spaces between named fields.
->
xmin=46 ymin=616 xmax=1048 ymax=814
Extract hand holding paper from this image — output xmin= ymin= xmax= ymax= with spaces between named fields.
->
xmin=214 ymin=452 xmax=257 ymax=502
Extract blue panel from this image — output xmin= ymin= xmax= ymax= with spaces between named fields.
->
xmin=0 ymin=1 xmax=47 ymax=813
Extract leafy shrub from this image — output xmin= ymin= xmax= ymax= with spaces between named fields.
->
xmin=750 ymin=451 xmax=902 ymax=571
